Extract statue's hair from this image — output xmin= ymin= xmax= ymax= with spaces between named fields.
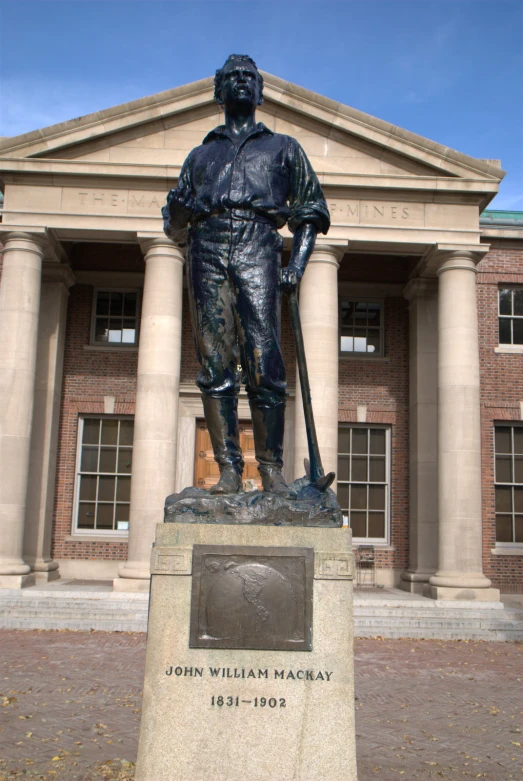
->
xmin=214 ymin=54 xmax=264 ymax=105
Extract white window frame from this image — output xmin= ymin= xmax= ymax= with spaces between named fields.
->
xmin=498 ymin=287 xmax=523 ymax=347
xmin=90 ymin=288 xmax=141 ymax=348
xmin=337 ymin=424 xmax=391 ymax=545
xmin=494 ymin=423 xmax=523 ymax=550
xmin=72 ymin=415 xmax=134 ymax=537
xmin=339 ymin=298 xmax=385 ymax=357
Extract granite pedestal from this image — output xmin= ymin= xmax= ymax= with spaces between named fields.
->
xmin=135 ymin=522 xmax=358 ymax=781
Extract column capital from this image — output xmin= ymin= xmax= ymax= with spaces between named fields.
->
xmin=137 ymin=233 xmax=185 ymax=262
xmin=1 ymin=229 xmax=69 ymax=267
xmin=309 ymin=243 xmax=346 ymax=266
xmin=436 ymin=251 xmax=479 ymax=276
xmin=403 ymin=277 xmax=438 ymax=302
xmin=0 ymin=231 xmax=46 ymax=258
xmin=422 ymin=243 xmax=489 ymax=276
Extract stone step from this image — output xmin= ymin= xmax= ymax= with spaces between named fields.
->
xmin=0 ymin=588 xmax=149 ymax=601
xmin=0 ymin=599 xmax=149 ymax=612
xmin=2 ymin=604 xmax=511 ymax=626
xmin=0 ymin=616 xmax=148 ymax=632
xmin=355 ymin=627 xmax=523 ymax=641
xmin=5 ymin=601 xmax=506 ymax=617
xmin=1 ymin=589 xmax=521 ymax=641
xmin=353 ymin=607 xmax=504 ymax=619
xmin=0 ymin=608 xmax=146 ymax=620
xmin=369 ymin=620 xmax=522 ymax=631
xmin=357 ymin=609 xmax=521 ymax=621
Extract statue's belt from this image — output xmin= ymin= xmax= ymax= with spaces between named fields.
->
xmin=191 ymin=209 xmax=278 ymax=228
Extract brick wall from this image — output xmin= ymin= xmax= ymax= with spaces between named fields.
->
xmin=53 ymin=283 xmax=409 ymax=571
xmin=338 ymin=297 xmax=410 ymax=571
xmin=52 ymin=285 xmax=137 ymax=562
xmin=53 ymin=282 xmax=297 ymax=563
xmin=477 ymin=244 xmax=523 ymax=593
xmin=51 ymin=256 xmax=523 ymax=591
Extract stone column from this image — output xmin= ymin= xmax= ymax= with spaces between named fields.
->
xmin=23 ymin=262 xmax=75 ymax=581
xmin=293 ymin=244 xmax=344 ymax=489
xmin=0 ymin=232 xmax=45 ymax=588
xmin=400 ymin=279 xmax=438 ymax=593
xmin=429 ymin=251 xmax=499 ymax=600
xmin=114 ymin=238 xmax=185 ymax=592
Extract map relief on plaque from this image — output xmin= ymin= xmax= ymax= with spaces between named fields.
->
xmin=190 ymin=545 xmax=314 ymax=651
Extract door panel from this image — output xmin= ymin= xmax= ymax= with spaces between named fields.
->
xmin=194 ymin=420 xmax=262 ymax=490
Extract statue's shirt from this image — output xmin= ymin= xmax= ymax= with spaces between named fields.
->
xmin=164 ymin=123 xmax=330 ymax=242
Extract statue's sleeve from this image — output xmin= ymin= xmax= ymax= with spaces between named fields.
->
xmin=162 ymin=152 xmax=195 ymax=245
xmin=287 ymin=139 xmax=330 ymax=235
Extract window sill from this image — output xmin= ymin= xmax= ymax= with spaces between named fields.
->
xmin=491 ymin=545 xmax=523 ymax=556
xmin=65 ymin=534 xmax=129 ymax=543
xmin=84 ymin=345 xmax=138 ymax=353
xmin=494 ymin=345 xmax=523 ymax=354
xmin=339 ymin=354 xmax=390 ymax=362
xmin=352 ymin=543 xmax=394 ymax=551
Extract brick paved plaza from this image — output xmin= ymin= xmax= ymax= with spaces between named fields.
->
xmin=0 ymin=630 xmax=521 ymax=781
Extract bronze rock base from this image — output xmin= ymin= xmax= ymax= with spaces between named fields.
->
xmin=164 ymin=476 xmax=342 ymax=527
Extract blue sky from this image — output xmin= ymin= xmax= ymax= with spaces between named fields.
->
xmin=0 ymin=0 xmax=521 ymax=209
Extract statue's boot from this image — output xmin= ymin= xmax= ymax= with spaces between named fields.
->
xmin=202 ymin=396 xmax=243 ymax=495
xmin=250 ymin=401 xmax=296 ymax=498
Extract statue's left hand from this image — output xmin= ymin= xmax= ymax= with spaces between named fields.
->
xmin=279 ymin=267 xmax=301 ymax=293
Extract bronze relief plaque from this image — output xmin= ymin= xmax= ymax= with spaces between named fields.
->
xmin=189 ymin=545 xmax=314 ymax=651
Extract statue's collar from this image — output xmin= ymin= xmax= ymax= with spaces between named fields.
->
xmin=202 ymin=122 xmax=274 ymax=145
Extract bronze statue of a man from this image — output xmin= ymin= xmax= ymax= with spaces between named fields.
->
xmin=163 ymin=55 xmax=330 ymax=497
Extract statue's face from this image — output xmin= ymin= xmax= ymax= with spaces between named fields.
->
xmin=220 ymin=60 xmax=261 ymax=111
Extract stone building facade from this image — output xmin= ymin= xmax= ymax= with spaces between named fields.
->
xmin=0 ymin=73 xmax=521 ymax=598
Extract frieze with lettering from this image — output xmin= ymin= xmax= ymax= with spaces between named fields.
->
xmin=327 ymin=199 xmax=424 ymax=225
xmin=61 ymin=187 xmax=165 ymax=215
xmin=60 ymin=187 xmax=424 ymax=228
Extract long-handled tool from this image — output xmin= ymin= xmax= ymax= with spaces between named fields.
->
xmin=287 ymin=289 xmax=335 ymax=492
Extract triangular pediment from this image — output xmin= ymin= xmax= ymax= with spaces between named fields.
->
xmin=0 ymin=72 xmax=505 ymax=184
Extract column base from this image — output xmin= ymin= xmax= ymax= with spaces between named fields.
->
xmin=399 ymin=571 xmax=434 ymax=594
xmin=115 ymin=561 xmax=151 ymax=591
xmin=113 ymin=577 xmax=150 ymax=593
xmin=34 ymin=569 xmax=60 ymax=583
xmin=0 ymin=573 xmax=36 ymax=589
xmin=399 ymin=580 xmax=428 ymax=595
xmin=426 ymin=585 xmax=501 ymax=602
xmin=29 ymin=559 xmax=60 ymax=582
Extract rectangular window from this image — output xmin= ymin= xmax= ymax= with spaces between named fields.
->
xmin=494 ymin=425 xmax=523 ymax=544
xmin=498 ymin=288 xmax=523 ymax=345
xmin=339 ymin=300 xmax=383 ymax=355
xmin=74 ymin=417 xmax=134 ymax=534
xmin=91 ymin=289 xmax=140 ymax=346
xmin=337 ymin=425 xmax=390 ymax=542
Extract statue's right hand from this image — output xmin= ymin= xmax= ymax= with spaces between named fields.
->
xmin=167 ymin=188 xmax=195 ymax=214
xmin=279 ymin=267 xmax=300 ymax=293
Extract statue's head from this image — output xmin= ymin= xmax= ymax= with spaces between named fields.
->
xmin=214 ymin=54 xmax=264 ymax=108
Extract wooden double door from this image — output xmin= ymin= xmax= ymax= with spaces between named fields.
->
xmin=194 ymin=420 xmax=262 ymax=490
